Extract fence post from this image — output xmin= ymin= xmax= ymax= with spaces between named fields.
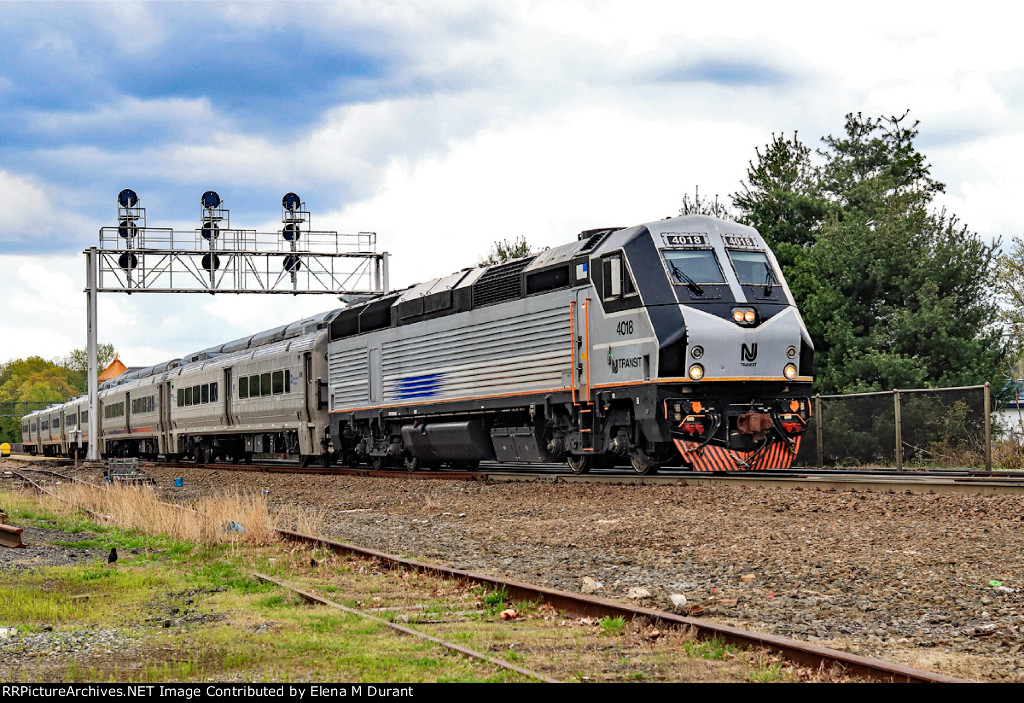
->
xmin=985 ymin=381 xmax=992 ymax=471
xmin=814 ymin=394 xmax=823 ymax=467
xmin=894 ymin=389 xmax=903 ymax=471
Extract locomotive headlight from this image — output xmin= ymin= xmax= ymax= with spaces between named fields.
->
xmin=731 ymin=307 xmax=757 ymax=326
xmin=688 ymin=364 xmax=705 ymax=381
xmin=783 ymin=363 xmax=798 ymax=380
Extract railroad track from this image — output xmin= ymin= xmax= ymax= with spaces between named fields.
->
xmin=4 ymin=465 xmax=968 ymax=682
xmin=273 ymin=528 xmax=964 ymax=683
xmin=12 ymin=454 xmax=1024 ymax=495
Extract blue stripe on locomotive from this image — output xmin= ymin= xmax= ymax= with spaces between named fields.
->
xmin=394 ymin=373 xmax=445 ymax=400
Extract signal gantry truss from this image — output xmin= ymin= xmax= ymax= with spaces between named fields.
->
xmin=94 ymin=191 xmax=388 ymax=295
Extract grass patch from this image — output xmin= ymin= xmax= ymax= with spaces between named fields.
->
xmin=684 ymin=636 xmax=742 ymax=660
xmin=599 ymin=615 xmax=627 ymax=636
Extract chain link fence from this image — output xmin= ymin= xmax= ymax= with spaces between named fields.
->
xmin=796 ymin=384 xmax=994 ymax=469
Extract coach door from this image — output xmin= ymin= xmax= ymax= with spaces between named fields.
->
xmin=125 ymin=392 xmax=132 ymax=437
xmin=223 ymin=368 xmax=234 ymax=426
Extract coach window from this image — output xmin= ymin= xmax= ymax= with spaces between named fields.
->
xmin=261 ymin=373 xmax=271 ymax=397
xmin=239 ymin=379 xmax=248 ymax=399
xmin=285 ymin=372 xmax=291 ymax=393
xmin=249 ymin=375 xmax=260 ymax=398
xmin=211 ymin=382 xmax=218 ymax=402
xmin=178 ymin=389 xmax=185 ymax=406
xmin=272 ymin=371 xmax=284 ymax=395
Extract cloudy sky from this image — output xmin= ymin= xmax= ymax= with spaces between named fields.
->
xmin=1 ymin=1 xmax=1021 ymax=368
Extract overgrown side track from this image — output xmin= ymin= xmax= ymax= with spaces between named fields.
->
xmin=276 ymin=528 xmax=965 ymax=683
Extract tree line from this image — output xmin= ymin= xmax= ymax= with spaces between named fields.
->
xmin=686 ymin=111 xmax=1008 ymax=395
xmin=0 ymin=345 xmax=116 ymax=443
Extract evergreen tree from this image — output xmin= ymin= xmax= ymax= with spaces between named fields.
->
xmin=732 ymin=112 xmax=1003 ymax=393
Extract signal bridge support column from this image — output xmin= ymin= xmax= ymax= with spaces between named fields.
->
xmin=86 ymin=247 xmax=99 ymax=462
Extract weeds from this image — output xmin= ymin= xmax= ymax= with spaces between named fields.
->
xmin=746 ymin=661 xmax=789 ymax=682
xmin=684 ymin=636 xmax=740 ymax=660
xmin=598 ymin=615 xmax=627 ymax=636
xmin=475 ymin=586 xmax=508 ymax=616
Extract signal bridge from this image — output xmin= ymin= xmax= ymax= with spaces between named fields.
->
xmin=84 ymin=189 xmax=390 ymax=461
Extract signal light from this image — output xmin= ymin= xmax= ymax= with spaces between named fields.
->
xmin=283 ymin=223 xmax=301 ymax=241
xmin=118 ymin=253 xmax=138 ymax=270
xmin=202 ymin=254 xmax=220 ymax=271
xmin=283 ymin=254 xmax=302 ymax=272
xmin=118 ymin=220 xmax=138 ymax=239
xmin=117 ymin=189 xmax=138 ymax=208
xmin=201 ymin=191 xmax=221 ymax=209
xmin=282 ymin=192 xmax=301 ymax=211
xmin=784 ymin=363 xmax=798 ymax=380
xmin=688 ymin=364 xmax=704 ymax=381
xmin=201 ymin=222 xmax=220 ymax=240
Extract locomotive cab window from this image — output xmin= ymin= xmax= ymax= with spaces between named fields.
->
xmin=661 ymin=249 xmax=725 ymax=285
xmin=727 ymin=249 xmax=777 ymax=286
xmin=600 ymin=253 xmax=638 ymax=300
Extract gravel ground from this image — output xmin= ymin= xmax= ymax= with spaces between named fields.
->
xmin=11 ymin=461 xmax=1024 ymax=682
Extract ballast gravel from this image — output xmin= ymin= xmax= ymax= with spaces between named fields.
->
xmin=31 ymin=464 xmax=1024 ymax=681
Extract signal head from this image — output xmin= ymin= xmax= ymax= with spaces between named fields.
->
xmin=201 ymin=191 xmax=221 ymax=209
xmin=117 ymin=189 xmax=139 ymax=208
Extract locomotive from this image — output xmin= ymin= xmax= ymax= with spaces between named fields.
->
xmin=326 ymin=214 xmax=813 ymax=473
xmin=22 ymin=214 xmax=813 ymax=473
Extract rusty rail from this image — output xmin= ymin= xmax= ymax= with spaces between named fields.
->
xmin=278 ymin=528 xmax=967 ymax=683
xmin=254 ymin=572 xmax=559 ymax=683
xmin=0 ymin=523 xmax=25 ymax=548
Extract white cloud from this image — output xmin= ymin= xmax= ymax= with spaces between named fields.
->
xmin=0 ymin=170 xmax=97 ymax=252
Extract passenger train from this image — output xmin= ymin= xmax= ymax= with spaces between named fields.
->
xmin=22 ymin=214 xmax=813 ymax=473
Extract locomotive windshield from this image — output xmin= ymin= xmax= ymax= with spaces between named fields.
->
xmin=662 ymin=249 xmax=725 ymax=284
xmin=727 ymin=250 xmax=776 ymax=286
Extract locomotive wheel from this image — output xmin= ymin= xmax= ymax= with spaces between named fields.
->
xmin=403 ymin=454 xmax=420 ymax=472
xmin=567 ymin=455 xmax=591 ymax=474
xmin=319 ymin=453 xmax=332 ymax=469
xmin=299 ymin=455 xmax=311 ymax=468
xmin=629 ymin=456 xmax=658 ymax=475
xmin=192 ymin=445 xmax=204 ymax=464
xmin=371 ymin=455 xmax=386 ymax=471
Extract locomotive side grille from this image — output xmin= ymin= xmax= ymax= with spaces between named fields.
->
xmin=328 ymin=346 xmax=370 ymax=407
xmin=472 ymin=259 xmax=531 ymax=308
